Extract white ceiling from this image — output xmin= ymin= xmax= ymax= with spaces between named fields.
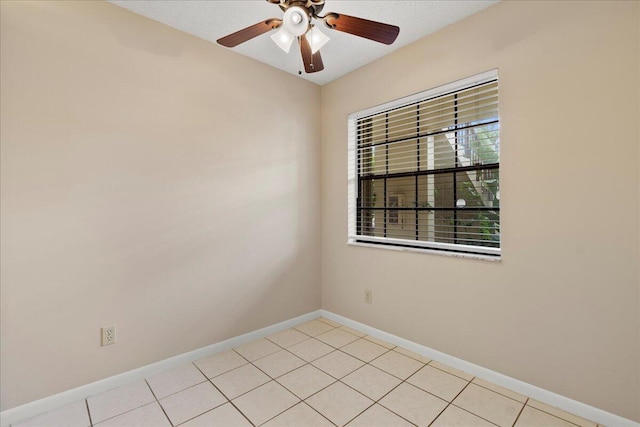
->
xmin=109 ymin=1 xmax=499 ymax=86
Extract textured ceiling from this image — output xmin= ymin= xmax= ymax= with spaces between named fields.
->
xmin=109 ymin=1 xmax=499 ymax=86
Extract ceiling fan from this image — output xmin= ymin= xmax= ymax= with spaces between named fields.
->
xmin=216 ymin=0 xmax=400 ymax=74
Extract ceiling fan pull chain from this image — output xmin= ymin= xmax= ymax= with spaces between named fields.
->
xmin=297 ymin=36 xmax=303 ymax=75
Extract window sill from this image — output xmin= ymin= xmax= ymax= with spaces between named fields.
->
xmin=346 ymin=240 xmax=501 ymax=262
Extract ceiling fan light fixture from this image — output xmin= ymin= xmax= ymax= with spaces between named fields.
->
xmin=282 ymin=6 xmax=309 ymax=36
xmin=271 ymin=27 xmax=295 ymax=52
xmin=307 ymin=25 xmax=330 ymax=54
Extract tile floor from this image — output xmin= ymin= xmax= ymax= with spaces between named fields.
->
xmin=12 ymin=318 xmax=602 ymax=427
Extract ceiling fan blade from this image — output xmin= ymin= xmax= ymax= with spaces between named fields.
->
xmin=300 ymin=34 xmax=325 ymax=73
xmin=323 ymin=13 xmax=399 ymax=45
xmin=217 ymin=18 xmax=282 ymax=48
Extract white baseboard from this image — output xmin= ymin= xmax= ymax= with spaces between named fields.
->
xmin=3 ymin=309 xmax=638 ymax=427
xmin=0 ymin=310 xmax=321 ymax=427
xmin=319 ymin=309 xmax=639 ymax=427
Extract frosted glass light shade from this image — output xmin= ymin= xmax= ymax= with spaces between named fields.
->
xmin=271 ymin=27 xmax=295 ymax=53
xmin=307 ymin=26 xmax=330 ymax=53
xmin=282 ymin=6 xmax=309 ymax=36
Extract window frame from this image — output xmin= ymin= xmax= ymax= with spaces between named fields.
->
xmin=347 ymin=69 xmax=501 ymax=259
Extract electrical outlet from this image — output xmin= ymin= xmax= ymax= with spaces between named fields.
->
xmin=364 ymin=290 xmax=373 ymax=304
xmin=102 ymin=325 xmax=116 ymax=346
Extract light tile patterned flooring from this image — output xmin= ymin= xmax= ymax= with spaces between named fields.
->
xmin=13 ymin=318 xmax=602 ymax=427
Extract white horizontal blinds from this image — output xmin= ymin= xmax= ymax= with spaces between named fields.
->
xmin=355 ymin=78 xmax=500 ymax=256
xmin=359 ymin=85 xmax=498 ymax=146
xmin=358 ymin=82 xmax=499 ymax=175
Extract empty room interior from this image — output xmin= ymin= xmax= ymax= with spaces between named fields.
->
xmin=1 ymin=1 xmax=639 ymax=426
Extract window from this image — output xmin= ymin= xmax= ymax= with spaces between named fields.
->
xmin=348 ymin=70 xmax=500 ymax=258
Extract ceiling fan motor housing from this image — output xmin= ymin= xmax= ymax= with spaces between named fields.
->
xmin=271 ymin=0 xmax=324 ymax=17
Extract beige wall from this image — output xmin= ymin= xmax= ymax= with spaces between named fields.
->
xmin=321 ymin=0 xmax=640 ymax=422
xmin=0 ymin=1 xmax=321 ymax=410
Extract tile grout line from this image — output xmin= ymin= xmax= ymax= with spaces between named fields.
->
xmin=233 ymin=323 xmax=343 ymax=426
xmin=522 ymin=404 xmax=585 ymax=427
xmin=471 ymin=380 xmax=527 ymax=404
xmin=145 ymin=379 xmax=174 ymax=427
xmin=278 ymin=339 xmax=335 ymax=365
xmin=227 ymin=399 xmax=256 ymax=427
xmin=86 ymin=393 xmax=157 ymax=425
xmin=323 ymin=344 xmax=422 ymax=426
xmin=279 ymin=381 xmax=337 ymax=420
xmin=409 ymin=372 xmax=524 ymax=426
xmin=426 ymin=360 xmax=473 ymax=382
xmin=216 ymin=347 xmax=279 ymax=402
xmin=192 ymin=363 xmax=256 ymax=427
xmin=421 ymin=360 xmax=524 ymax=424
xmin=344 ymin=345 xmax=502 ymax=427
xmin=406 ymin=368 xmax=504 ymax=426
xmin=450 ymin=403 xmax=502 ymax=427
xmin=342 ymin=376 xmax=416 ymax=427
xmin=363 ymin=351 xmax=439 ymax=427
xmin=425 ymin=379 xmax=473 ymax=427
xmin=280 ymin=323 xmax=350 ymax=427
xmin=273 ymin=364 xmax=336 ymax=401
xmin=200 ymin=359 xmax=271 ymax=402
xmin=264 ymin=334 xmax=312 ymax=349
xmin=85 ymin=399 xmax=93 ymax=427
xmin=447 ymin=382 xmax=525 ymax=426
xmin=199 ymin=336 xmax=342 ymax=427
xmin=511 ymin=397 xmax=529 ymax=427
xmin=267 ymin=334 xmax=417 ymax=425
xmin=298 ymin=401 xmax=339 ymax=427
xmin=152 ymin=377 xmax=211 ymax=401
xmin=253 ymin=322 xmax=369 ymax=425
xmin=408 ymin=366 xmax=526 ymax=426
xmin=236 ymin=355 xmax=306 ymax=425
xmin=391 ymin=349 xmax=583 ymax=426
xmin=250 ymin=400 xmax=299 ymax=426
xmin=365 ymin=360 xmax=425 ymax=426
xmin=309 ymin=350 xmax=362 ymax=379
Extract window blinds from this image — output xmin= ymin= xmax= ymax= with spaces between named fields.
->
xmin=348 ymin=71 xmax=500 ymax=257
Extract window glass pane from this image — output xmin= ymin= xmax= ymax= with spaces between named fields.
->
xmin=357 ymin=209 xmax=375 ymax=236
xmin=417 ymin=211 xmax=435 ymax=241
xmin=433 ymin=133 xmax=456 ymax=169
xmin=418 ymin=137 xmax=430 ymax=171
xmin=455 ymin=210 xmax=500 ymax=247
xmin=416 ymin=174 xmax=432 ymax=209
xmin=358 ymin=178 xmax=385 ymax=208
xmin=434 ymin=173 xmax=455 ymax=208
xmin=459 ymin=122 xmax=500 ymax=166
xmin=387 ymin=214 xmax=416 ymax=240
xmin=434 ymin=211 xmax=455 ymax=244
xmin=455 ymin=169 xmax=499 ymax=208
xmin=388 ymin=139 xmax=418 ymax=173
xmin=386 ymin=176 xmax=415 ymax=209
